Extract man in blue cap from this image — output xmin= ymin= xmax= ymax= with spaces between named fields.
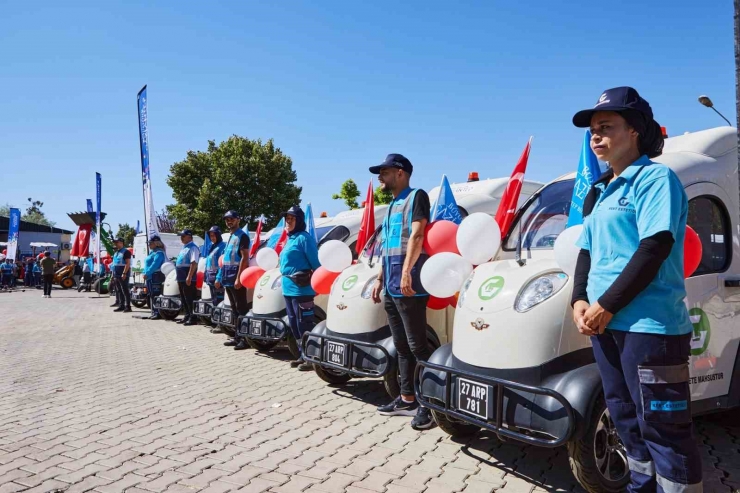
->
xmin=215 ymin=210 xmax=251 ymax=349
xmin=369 ymin=153 xmax=434 ymax=430
xmin=111 ymin=237 xmax=132 ymax=312
xmin=175 ymin=229 xmax=200 ymax=326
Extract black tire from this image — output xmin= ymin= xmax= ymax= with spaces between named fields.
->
xmin=60 ymin=277 xmax=74 ymax=289
xmin=567 ymin=395 xmax=629 ymax=493
xmin=159 ymin=309 xmax=180 ymax=321
xmin=93 ymin=279 xmax=108 ymax=294
xmin=383 ymin=368 xmax=401 ymax=399
xmin=247 ymin=338 xmax=279 ymax=352
xmin=287 ymin=333 xmax=301 ymax=359
xmin=131 ymin=299 xmax=148 ymax=309
xmin=314 ymin=364 xmax=352 ymax=384
xmin=432 ymin=409 xmax=480 ymax=438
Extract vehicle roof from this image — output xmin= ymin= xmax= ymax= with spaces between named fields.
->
xmin=428 ymin=177 xmax=543 ymax=215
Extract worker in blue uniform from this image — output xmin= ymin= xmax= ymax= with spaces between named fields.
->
xmin=571 ymin=87 xmax=702 ymax=493
xmin=142 ymin=235 xmax=167 ymax=320
xmin=111 ymin=238 xmax=132 ymax=312
xmin=0 ymin=259 xmax=13 ymax=289
xmin=279 ymin=206 xmax=321 ymax=371
xmin=215 ymin=211 xmax=251 ymax=349
xmin=204 ymin=226 xmax=226 ymax=333
xmin=175 ymin=230 xmax=200 ymax=326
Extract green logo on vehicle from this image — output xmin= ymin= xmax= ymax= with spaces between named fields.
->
xmin=689 ymin=307 xmax=711 ymax=356
xmin=478 ymin=276 xmax=504 ymax=301
xmin=342 ymin=275 xmax=359 ymax=291
xmin=259 ymin=275 xmax=270 ymax=287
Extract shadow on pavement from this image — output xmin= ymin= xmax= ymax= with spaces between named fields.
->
xmin=329 ymin=379 xmax=390 ymax=407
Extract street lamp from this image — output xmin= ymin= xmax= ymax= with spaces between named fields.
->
xmin=698 ymin=95 xmax=732 ymax=126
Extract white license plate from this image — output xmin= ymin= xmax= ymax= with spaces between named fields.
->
xmin=250 ymin=320 xmax=262 ymax=336
xmin=457 ymin=377 xmax=491 ymax=420
xmin=161 ymin=299 xmax=169 ymax=309
xmin=326 ymin=341 xmax=347 ymax=367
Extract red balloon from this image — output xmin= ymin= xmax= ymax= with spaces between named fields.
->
xmin=196 ymin=271 xmax=204 ymax=289
xmin=240 ymin=266 xmax=266 ymax=289
xmin=218 ymin=255 xmax=224 ymax=268
xmin=684 ymin=225 xmax=702 ymax=278
xmin=311 ymin=267 xmax=340 ymax=295
xmin=427 ymin=295 xmax=455 ymax=310
xmin=1 ymin=249 xmax=6 ymax=255
xmin=424 ymin=220 xmax=460 ymax=256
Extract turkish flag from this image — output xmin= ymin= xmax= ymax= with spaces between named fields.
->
xmin=275 ymin=228 xmax=288 ymax=254
xmin=249 ymin=216 xmax=264 ymax=259
xmin=494 ymin=138 xmax=532 ymax=239
xmin=71 ymin=224 xmax=92 ymax=257
xmin=356 ymin=180 xmax=376 ymax=256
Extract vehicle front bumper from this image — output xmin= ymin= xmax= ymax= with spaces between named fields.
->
xmin=153 ymin=295 xmax=181 ymax=312
xmin=211 ymin=305 xmax=236 ymax=329
xmin=237 ymin=309 xmax=289 ymax=341
xmin=131 ymin=284 xmax=148 ymax=302
xmin=193 ymin=300 xmax=213 ymax=317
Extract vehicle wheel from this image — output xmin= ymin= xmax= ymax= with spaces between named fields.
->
xmin=568 ymin=395 xmax=629 ymax=493
xmin=131 ymin=299 xmax=148 ymax=309
xmin=200 ymin=316 xmax=213 ymax=326
xmin=93 ymin=279 xmax=108 ymax=294
xmin=286 ymin=333 xmax=301 ymax=359
xmin=314 ymin=364 xmax=352 ymax=385
xmin=432 ymin=409 xmax=480 ymax=437
xmin=247 ymin=338 xmax=279 ymax=352
xmin=60 ymin=277 xmax=74 ymax=289
xmin=383 ymin=368 xmax=401 ymax=398
xmin=159 ymin=309 xmax=180 ymax=321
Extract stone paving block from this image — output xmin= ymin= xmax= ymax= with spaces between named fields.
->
xmin=500 ymin=474 xmax=536 ymax=493
xmin=0 ymin=466 xmax=32 ymax=485
xmin=60 ymin=453 xmax=109 ymax=472
xmin=391 ymin=470 xmax=438 ymax=490
xmin=14 ymin=466 xmax=68 ymax=487
xmin=295 ymin=460 xmax=340 ymax=481
xmin=96 ymin=461 xmax=145 ymax=481
xmin=139 ymin=471 xmax=191 ymax=492
xmin=310 ymin=472 xmax=357 ymax=493
xmin=57 ymin=464 xmax=111 ymax=484
xmin=16 ymin=454 xmax=73 ymax=475
xmin=269 ymin=475 xmax=317 ymax=493
xmin=93 ymin=473 xmax=147 ymax=493
xmin=372 ymin=457 xmax=416 ymax=477
xmin=333 ymin=458 xmax=377 ymax=478
xmin=57 ymin=475 xmax=113 ymax=493
xmin=18 ymin=479 xmax=70 ymax=493
xmin=136 ymin=459 xmax=184 ymax=478
xmin=350 ymin=470 xmax=397 ymax=492
xmin=0 ymin=483 xmax=27 ymax=493
xmin=232 ymin=478 xmax=278 ymax=493
xmin=179 ymin=468 xmax=230 ymax=489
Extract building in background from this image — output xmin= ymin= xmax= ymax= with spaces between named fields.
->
xmin=0 ymin=216 xmax=74 ymax=262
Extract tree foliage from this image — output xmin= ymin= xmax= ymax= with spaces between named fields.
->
xmin=155 ymin=208 xmax=178 ymax=234
xmin=332 ymin=179 xmax=361 ymax=210
xmin=0 ymin=199 xmax=56 ymax=226
xmin=115 ymin=223 xmax=137 ymax=247
xmin=166 ymin=136 xmax=302 ymax=235
xmin=373 ymin=186 xmax=393 ymax=205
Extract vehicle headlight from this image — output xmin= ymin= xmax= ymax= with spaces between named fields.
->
xmin=360 ymin=277 xmax=378 ymax=299
xmin=457 ymin=270 xmax=475 ymax=308
xmin=271 ymin=276 xmax=283 ymax=290
xmin=515 ymin=272 xmax=568 ymax=313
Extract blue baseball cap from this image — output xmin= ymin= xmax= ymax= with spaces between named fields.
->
xmin=148 ymin=235 xmax=161 ymax=242
xmin=573 ymin=87 xmax=654 ymax=128
xmin=223 ymin=210 xmax=241 ymax=219
xmin=177 ymin=229 xmax=194 ymax=237
xmin=280 ymin=205 xmax=302 ymax=218
xmin=369 ymin=153 xmax=413 ymax=175
xmin=207 ymin=226 xmax=222 ymax=234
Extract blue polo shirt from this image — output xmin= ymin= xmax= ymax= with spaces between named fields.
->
xmin=576 ymin=155 xmax=692 ymax=335
xmin=279 ymin=231 xmax=321 ymax=297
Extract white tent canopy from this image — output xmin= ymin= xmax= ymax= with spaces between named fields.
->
xmin=29 ymin=242 xmax=58 ymax=248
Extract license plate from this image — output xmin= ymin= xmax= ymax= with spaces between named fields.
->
xmin=326 ymin=341 xmax=347 ymax=367
xmin=457 ymin=377 xmax=490 ymax=420
xmin=161 ymin=299 xmax=169 ymax=309
xmin=250 ymin=320 xmax=262 ymax=336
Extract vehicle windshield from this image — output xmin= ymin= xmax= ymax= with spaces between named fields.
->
xmin=315 ymin=226 xmax=335 ymax=242
xmin=503 ymin=179 xmax=575 ymax=251
xmin=317 ymin=225 xmax=351 ymax=247
xmin=361 ymin=227 xmax=383 ymax=261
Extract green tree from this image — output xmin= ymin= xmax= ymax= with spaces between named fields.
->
xmin=0 ymin=199 xmax=55 ymax=226
xmin=332 ymin=179 xmax=361 ymax=210
xmin=166 ymin=136 xmax=301 ymax=234
xmin=115 ymin=223 xmax=137 ymax=247
xmin=373 ymin=186 xmax=393 ymax=205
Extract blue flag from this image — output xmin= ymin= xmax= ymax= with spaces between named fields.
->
xmin=6 ymin=208 xmax=20 ymax=260
xmin=86 ymin=199 xmax=93 ymax=213
xmin=135 ymin=220 xmax=140 ymax=234
xmin=267 ymin=218 xmax=286 ymax=248
xmin=567 ymin=130 xmax=602 ymax=227
xmin=201 ymin=230 xmax=212 ymax=257
xmin=305 ymin=203 xmax=318 ymax=243
xmin=430 ymin=175 xmax=463 ymax=224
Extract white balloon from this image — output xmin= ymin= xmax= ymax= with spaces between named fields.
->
xmin=456 ymin=213 xmax=502 ymax=265
xmin=420 ymin=252 xmax=474 ymax=298
xmin=248 ymin=255 xmax=259 ymax=267
xmin=197 ymin=258 xmax=206 ymax=273
xmin=256 ymin=247 xmax=279 ymax=270
xmin=554 ymin=225 xmax=584 ymax=276
xmin=161 ymin=262 xmax=175 ymax=276
xmin=319 ymin=240 xmax=353 ymax=273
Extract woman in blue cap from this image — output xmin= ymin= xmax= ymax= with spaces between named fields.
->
xmin=279 ymin=205 xmax=321 ymax=371
xmin=570 ymin=87 xmax=701 ymax=492
xmin=142 ymin=236 xmax=167 ymax=320
xmin=204 ymin=226 xmax=226 ymax=332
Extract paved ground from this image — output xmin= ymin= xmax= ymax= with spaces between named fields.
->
xmin=0 ymin=288 xmax=738 ymax=493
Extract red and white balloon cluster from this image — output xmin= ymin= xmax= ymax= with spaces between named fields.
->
xmin=420 ymin=213 xmax=502 ymax=309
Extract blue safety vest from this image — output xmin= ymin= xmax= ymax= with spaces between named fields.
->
xmin=112 ymin=248 xmax=128 ymax=278
xmin=205 ymin=242 xmax=225 ymax=285
xmin=217 ymin=230 xmax=249 ymax=287
xmin=382 ymin=187 xmax=428 ymax=297
xmin=175 ymin=242 xmax=200 ymax=282
xmin=0 ymin=263 xmax=12 ymax=275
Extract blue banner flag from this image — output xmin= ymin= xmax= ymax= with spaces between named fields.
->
xmin=137 ymin=85 xmax=159 ymax=243
xmin=305 ymin=203 xmax=318 ymax=243
xmin=96 ymin=172 xmax=102 ymax=269
xmin=567 ymin=130 xmax=602 ymax=227
xmin=267 ymin=218 xmax=285 ymax=248
xmin=135 ymin=220 xmax=141 ymax=234
xmin=201 ymin=229 xmax=212 ymax=257
xmin=86 ymin=199 xmax=93 ymax=213
xmin=430 ymin=175 xmax=463 ymax=224
xmin=6 ymin=208 xmax=21 ymax=260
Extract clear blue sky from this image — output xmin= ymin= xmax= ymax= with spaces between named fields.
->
xmin=1 ymin=0 xmax=735 ymax=233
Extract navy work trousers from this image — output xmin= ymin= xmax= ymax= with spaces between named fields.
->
xmin=284 ymin=295 xmax=316 ymax=358
xmin=592 ymin=330 xmax=702 ymax=493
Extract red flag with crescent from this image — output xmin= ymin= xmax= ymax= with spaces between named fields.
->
xmin=494 ymin=138 xmax=532 ymax=238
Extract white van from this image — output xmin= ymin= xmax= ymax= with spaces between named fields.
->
xmin=303 ymin=176 xmax=543 ymax=397
xmin=237 ymin=210 xmax=384 ymax=359
xmin=416 ymin=127 xmax=740 ymax=493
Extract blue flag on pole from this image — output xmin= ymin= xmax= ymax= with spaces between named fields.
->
xmin=135 ymin=220 xmax=140 ymax=234
xmin=86 ymin=199 xmax=93 ymax=213
xmin=95 ymin=172 xmax=102 ymax=270
xmin=305 ymin=203 xmax=318 ymax=243
xmin=430 ymin=175 xmax=463 ymax=224
xmin=201 ymin=229 xmax=212 ymax=257
xmin=267 ymin=218 xmax=286 ymax=248
xmin=567 ymin=130 xmax=602 ymax=227
xmin=6 ymin=208 xmax=20 ymax=260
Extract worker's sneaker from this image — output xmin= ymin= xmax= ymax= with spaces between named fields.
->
xmin=377 ymin=396 xmax=419 ymax=416
xmin=297 ymin=362 xmax=313 ymax=372
xmin=183 ymin=319 xmax=198 ymax=326
xmin=149 ymin=314 xmax=162 ymax=320
xmin=113 ymin=307 xmax=124 ymax=312
xmin=122 ymin=307 xmax=132 ymax=313
xmin=110 ymin=303 xmax=119 ymax=307
xmin=210 ymin=327 xmax=224 ymax=334
xmin=223 ymin=338 xmax=237 ymax=346
xmin=234 ymin=339 xmax=249 ymax=350
xmin=290 ymin=359 xmax=304 ymax=368
xmin=410 ymin=406 xmax=435 ymax=430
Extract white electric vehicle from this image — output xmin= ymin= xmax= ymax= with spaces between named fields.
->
xmin=151 ymin=234 xmax=205 ymax=320
xmin=130 ymin=232 xmax=195 ymax=309
xmin=303 ymin=176 xmax=543 ymax=396
xmin=415 ymin=127 xmax=740 ymax=493
xmin=239 ymin=211 xmax=380 ymax=359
